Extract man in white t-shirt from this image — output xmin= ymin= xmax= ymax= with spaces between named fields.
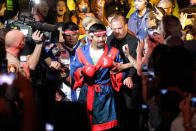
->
xmin=71 ymin=23 xmax=124 ymax=130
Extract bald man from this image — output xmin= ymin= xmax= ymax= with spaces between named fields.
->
xmin=5 ymin=30 xmax=43 ymax=78
xmin=5 ymin=30 xmax=27 ymax=76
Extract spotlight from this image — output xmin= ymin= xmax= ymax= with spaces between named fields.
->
xmin=34 ymin=0 xmax=40 ymax=4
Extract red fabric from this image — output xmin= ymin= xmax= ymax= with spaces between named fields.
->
xmin=92 ymin=120 xmax=118 ymax=131
xmin=76 ymin=44 xmax=122 ymax=128
xmin=128 ymin=29 xmax=136 ymax=37
xmin=82 ymin=65 xmax=96 ymax=78
xmin=107 ymin=46 xmax=123 ymax=91
xmin=91 ymin=31 xmax=107 ymax=36
xmin=85 ymin=83 xmax=111 ymax=111
xmin=85 ymin=83 xmax=111 ymax=126
xmin=100 ymin=55 xmax=114 ymax=68
xmin=87 ymin=85 xmax=94 ymax=112
xmin=110 ymin=72 xmax=123 ymax=92
xmin=63 ymin=30 xmax=78 ymax=35
xmin=110 ymin=73 xmax=117 ymax=91
xmin=73 ymin=68 xmax=83 ymax=90
xmin=116 ymin=73 xmax=123 ymax=90
xmin=77 ymin=48 xmax=90 ymax=66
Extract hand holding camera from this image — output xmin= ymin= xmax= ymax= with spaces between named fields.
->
xmin=179 ymin=94 xmax=196 ymax=128
xmin=32 ymin=30 xmax=43 ymax=44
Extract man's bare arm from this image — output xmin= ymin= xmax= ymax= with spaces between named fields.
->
xmin=28 ymin=30 xmax=43 ymax=70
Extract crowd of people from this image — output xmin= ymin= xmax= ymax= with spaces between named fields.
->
xmin=0 ymin=0 xmax=196 ymax=131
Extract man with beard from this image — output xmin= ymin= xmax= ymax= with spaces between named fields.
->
xmin=71 ymin=23 xmax=124 ymax=131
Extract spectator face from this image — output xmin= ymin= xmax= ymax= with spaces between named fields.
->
xmin=91 ymin=34 xmax=106 ymax=49
xmin=148 ymin=18 xmax=156 ymax=29
xmin=38 ymin=1 xmax=49 ymax=17
xmin=111 ymin=19 xmax=127 ymax=40
xmin=158 ymin=1 xmax=173 ymax=15
xmin=134 ymin=0 xmax=146 ymax=11
xmin=78 ymin=1 xmax=89 ymax=13
xmin=63 ymin=33 xmax=79 ymax=48
xmin=148 ymin=17 xmax=158 ymax=37
xmin=56 ymin=1 xmax=67 ymax=16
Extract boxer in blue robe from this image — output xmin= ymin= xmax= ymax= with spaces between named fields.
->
xmin=70 ymin=24 xmax=123 ymax=131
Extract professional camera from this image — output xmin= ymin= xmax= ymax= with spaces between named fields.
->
xmin=4 ymin=15 xmax=59 ymax=43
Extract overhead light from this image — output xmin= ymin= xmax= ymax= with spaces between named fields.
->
xmin=34 ymin=0 xmax=40 ymax=4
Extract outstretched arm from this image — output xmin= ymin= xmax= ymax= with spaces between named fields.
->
xmin=136 ymin=40 xmax=145 ymax=76
xmin=123 ymin=44 xmax=137 ymax=69
xmin=28 ymin=30 xmax=43 ymax=70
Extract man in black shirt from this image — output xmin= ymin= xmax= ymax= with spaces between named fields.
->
xmin=107 ymin=15 xmax=138 ymax=89
xmin=107 ymin=15 xmax=142 ymax=131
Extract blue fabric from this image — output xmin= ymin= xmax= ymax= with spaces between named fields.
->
xmin=128 ymin=10 xmax=149 ymax=40
xmin=71 ymin=89 xmax=77 ymax=102
xmin=70 ymin=44 xmax=123 ymax=125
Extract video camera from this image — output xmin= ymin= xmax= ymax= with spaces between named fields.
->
xmin=4 ymin=15 xmax=59 ymax=43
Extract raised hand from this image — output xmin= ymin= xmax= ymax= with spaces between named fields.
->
xmin=137 ymin=39 xmax=145 ymax=55
xmin=32 ymin=30 xmax=43 ymax=44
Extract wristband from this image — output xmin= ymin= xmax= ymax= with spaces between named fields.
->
xmin=33 ymin=40 xmax=42 ymax=44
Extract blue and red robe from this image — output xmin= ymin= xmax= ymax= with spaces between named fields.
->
xmin=70 ymin=44 xmax=123 ymax=131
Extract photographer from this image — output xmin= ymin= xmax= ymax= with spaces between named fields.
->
xmin=5 ymin=29 xmax=44 ymax=79
xmin=0 ymin=30 xmax=37 ymax=131
xmin=16 ymin=9 xmax=61 ymax=74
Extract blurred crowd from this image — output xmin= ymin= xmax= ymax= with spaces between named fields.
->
xmin=0 ymin=0 xmax=196 ymax=131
